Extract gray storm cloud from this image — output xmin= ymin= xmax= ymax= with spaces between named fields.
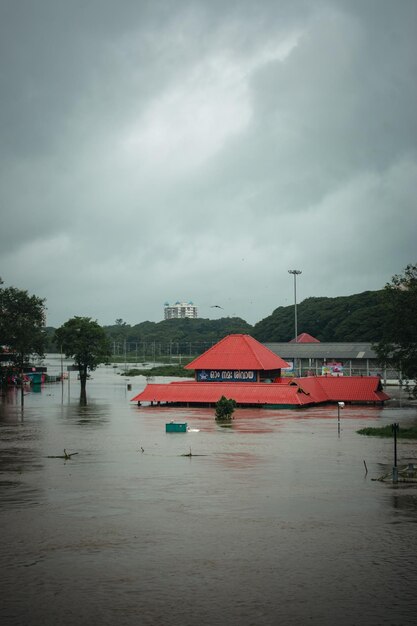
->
xmin=1 ymin=0 xmax=416 ymax=326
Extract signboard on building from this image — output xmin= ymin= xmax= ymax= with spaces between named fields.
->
xmin=196 ymin=369 xmax=257 ymax=382
xmin=282 ymin=361 xmax=294 ymax=376
xmin=322 ymin=363 xmax=344 ymax=376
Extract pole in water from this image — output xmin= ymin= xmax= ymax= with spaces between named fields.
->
xmin=337 ymin=402 xmax=344 ymax=436
xmin=392 ymin=423 xmax=399 ymax=483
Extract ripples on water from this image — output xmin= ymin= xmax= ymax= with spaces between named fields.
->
xmin=1 ymin=367 xmax=417 ymax=625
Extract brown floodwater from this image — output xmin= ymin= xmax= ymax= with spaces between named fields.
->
xmin=1 ymin=359 xmax=417 ymax=625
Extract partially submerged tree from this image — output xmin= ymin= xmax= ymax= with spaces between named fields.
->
xmin=215 ymin=396 xmax=237 ymax=421
xmin=374 ymin=263 xmax=417 ymax=396
xmin=0 ymin=285 xmax=47 ymax=400
xmin=55 ymin=316 xmax=111 ymax=404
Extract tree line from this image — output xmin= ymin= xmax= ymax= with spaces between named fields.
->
xmin=0 ymin=277 xmax=110 ymax=404
xmin=42 ymin=289 xmax=391 ymax=352
xmin=1 ymin=264 xmax=417 ymax=399
xmin=252 ymin=289 xmax=387 ymax=342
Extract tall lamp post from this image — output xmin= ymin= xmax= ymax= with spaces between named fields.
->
xmin=288 ymin=269 xmax=302 ymax=377
xmin=288 ymin=269 xmax=302 ymax=342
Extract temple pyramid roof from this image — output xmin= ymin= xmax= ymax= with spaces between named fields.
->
xmin=184 ymin=334 xmax=289 ymax=371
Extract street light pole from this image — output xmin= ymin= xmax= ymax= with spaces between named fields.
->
xmin=288 ymin=269 xmax=302 ymax=342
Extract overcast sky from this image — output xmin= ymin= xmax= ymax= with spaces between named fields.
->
xmin=1 ymin=0 xmax=416 ymax=328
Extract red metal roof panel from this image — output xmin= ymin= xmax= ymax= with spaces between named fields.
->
xmin=185 ymin=334 xmax=289 ymax=371
xmin=131 ymin=381 xmax=313 ymax=406
xmin=131 ymin=376 xmax=389 ymax=406
xmin=294 ymin=376 xmax=390 ymax=402
xmin=289 ymin=333 xmax=320 ymax=343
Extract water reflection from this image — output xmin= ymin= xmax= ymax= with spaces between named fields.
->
xmin=215 ymin=451 xmax=262 ymax=469
xmin=59 ymin=402 xmax=111 ymax=428
xmin=391 ymin=489 xmax=417 ymax=514
xmin=0 ymin=404 xmax=44 ymax=508
xmin=1 ymin=371 xmax=417 ymax=625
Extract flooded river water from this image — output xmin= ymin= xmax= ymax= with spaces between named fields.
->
xmin=1 ymin=357 xmax=417 ymax=625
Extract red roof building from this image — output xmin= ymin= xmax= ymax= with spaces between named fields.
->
xmin=131 ymin=333 xmax=390 ymax=409
xmin=185 ymin=334 xmax=289 ymax=378
xmin=289 ymin=333 xmax=320 ymax=343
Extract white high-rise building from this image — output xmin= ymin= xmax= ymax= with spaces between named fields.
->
xmin=164 ymin=301 xmax=198 ymax=320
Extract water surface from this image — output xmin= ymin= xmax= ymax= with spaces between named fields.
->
xmin=1 ymin=362 xmax=417 ymax=625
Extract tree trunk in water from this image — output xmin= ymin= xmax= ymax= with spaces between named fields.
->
xmin=20 ymin=368 xmax=24 ymax=407
xmin=79 ymin=367 xmax=88 ymax=405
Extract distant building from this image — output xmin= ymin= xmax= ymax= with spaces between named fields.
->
xmin=289 ymin=333 xmax=320 ymax=343
xmin=164 ymin=301 xmax=198 ymax=320
xmin=264 ymin=341 xmax=389 ymax=378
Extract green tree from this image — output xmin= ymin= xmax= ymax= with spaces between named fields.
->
xmin=103 ymin=316 xmax=253 ymax=359
xmin=0 ymin=284 xmax=47 ymax=401
xmin=252 ymin=291 xmax=385 ymax=342
xmin=105 ymin=318 xmax=131 ymax=355
xmin=374 ymin=264 xmax=417 ymax=395
xmin=55 ymin=316 xmax=111 ymax=404
xmin=215 ymin=396 xmax=237 ymax=421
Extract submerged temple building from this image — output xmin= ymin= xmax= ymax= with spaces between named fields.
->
xmin=131 ymin=334 xmax=389 ymax=409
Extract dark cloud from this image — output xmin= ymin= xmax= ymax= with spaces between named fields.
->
xmin=1 ymin=0 xmax=416 ymax=326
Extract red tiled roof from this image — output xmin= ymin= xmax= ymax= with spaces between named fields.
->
xmin=131 ymin=376 xmax=390 ymax=406
xmin=185 ymin=334 xmax=289 ymax=371
xmin=290 ymin=377 xmax=328 ymax=403
xmin=131 ymin=381 xmax=314 ymax=406
xmin=296 ymin=376 xmax=390 ymax=403
xmin=289 ymin=333 xmax=320 ymax=343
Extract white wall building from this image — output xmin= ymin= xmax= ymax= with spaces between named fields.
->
xmin=164 ymin=301 xmax=198 ymax=320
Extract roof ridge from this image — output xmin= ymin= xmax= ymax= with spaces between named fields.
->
xmin=246 ymin=334 xmax=284 ymax=368
xmin=243 ymin=334 xmax=263 ymax=368
xmin=185 ymin=334 xmax=230 ymax=368
xmin=185 ymin=333 xmax=289 ymax=370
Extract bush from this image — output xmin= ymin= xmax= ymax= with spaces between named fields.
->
xmin=357 ymin=425 xmax=417 ymax=439
xmin=215 ymin=396 xmax=237 ymax=421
